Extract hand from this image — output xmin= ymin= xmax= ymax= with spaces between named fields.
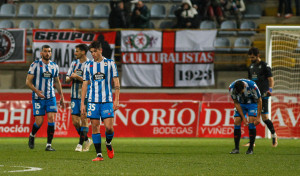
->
xmin=113 ymin=100 xmax=120 ymax=111
xmin=81 ymin=104 xmax=86 ymax=117
xmin=36 ymin=90 xmax=45 ymax=98
xmin=266 ymin=88 xmax=272 ymax=96
xmin=243 ymin=118 xmax=248 ymax=126
xmin=254 ymin=117 xmax=260 ymax=126
xmin=135 ymin=10 xmax=140 ymax=16
xmin=71 ymin=73 xmax=78 ymax=79
xmin=60 ymin=98 xmax=65 ymax=109
xmin=186 ymin=22 xmax=192 ymax=27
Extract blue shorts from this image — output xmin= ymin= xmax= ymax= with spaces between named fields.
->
xmin=87 ymin=102 xmax=114 ymax=120
xmin=32 ymin=97 xmax=57 ymax=116
xmin=71 ymin=98 xmax=87 ymax=115
xmin=234 ymin=103 xmax=258 ymax=118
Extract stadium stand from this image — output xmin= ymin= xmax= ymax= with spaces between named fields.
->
xmin=93 ymin=4 xmax=109 ymax=18
xmin=18 ymin=4 xmax=34 ymax=17
xmin=0 ymin=4 xmax=16 ymax=17
xmin=74 ymin=4 xmax=91 ymax=18
xmin=36 ymin=4 xmax=53 ymax=17
xmin=159 ymin=20 xmax=174 ymax=29
xmin=55 ymin=4 xmax=72 ymax=18
xmin=243 ymin=3 xmax=262 ymax=18
xmin=238 ymin=20 xmax=257 ymax=35
xmin=79 ymin=20 xmax=94 ymax=29
xmin=99 ymin=20 xmax=109 ymax=29
xmin=59 ymin=20 xmax=75 ymax=29
xmin=218 ymin=20 xmax=237 ymax=36
xmin=19 ymin=20 xmax=34 ymax=34
xmin=200 ymin=20 xmax=217 ymax=30
xmin=150 ymin=4 xmax=166 ymax=18
xmin=214 ymin=37 xmax=231 ymax=52
xmin=168 ymin=5 xmax=178 ymax=18
xmin=0 ymin=20 xmax=14 ymax=28
xmin=38 ymin=20 xmax=55 ymax=29
xmin=232 ymin=37 xmax=252 ymax=52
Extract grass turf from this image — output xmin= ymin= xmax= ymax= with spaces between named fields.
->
xmin=0 ymin=138 xmax=299 ymax=175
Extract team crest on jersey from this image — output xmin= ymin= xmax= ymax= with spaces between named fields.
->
xmin=104 ymin=62 xmax=108 ymax=66
xmin=0 ymin=29 xmax=16 ymax=62
xmin=93 ymin=72 xmax=105 ymax=81
xmin=42 ymin=71 xmax=52 ymax=79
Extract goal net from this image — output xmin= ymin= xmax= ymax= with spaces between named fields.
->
xmin=266 ymin=26 xmax=300 ymax=138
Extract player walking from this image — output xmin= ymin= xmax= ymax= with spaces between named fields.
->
xmin=81 ymin=41 xmax=120 ymax=161
xmin=66 ymin=44 xmax=93 ymax=152
xmin=247 ymin=47 xmax=278 ymax=147
xmin=229 ymin=79 xmax=262 ymax=154
xmin=26 ymin=45 xmax=65 ymax=151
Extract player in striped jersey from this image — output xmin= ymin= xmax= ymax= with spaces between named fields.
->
xmin=26 ymin=45 xmax=65 ymax=151
xmin=66 ymin=44 xmax=93 ymax=152
xmin=81 ymin=41 xmax=120 ymax=161
xmin=229 ymin=79 xmax=262 ymax=154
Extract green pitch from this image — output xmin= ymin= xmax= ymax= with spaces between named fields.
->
xmin=0 ymin=138 xmax=299 ymax=175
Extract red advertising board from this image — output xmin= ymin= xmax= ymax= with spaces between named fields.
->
xmin=198 ymin=102 xmax=266 ymax=138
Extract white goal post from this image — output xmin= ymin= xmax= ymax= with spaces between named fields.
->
xmin=266 ymin=26 xmax=300 ymax=139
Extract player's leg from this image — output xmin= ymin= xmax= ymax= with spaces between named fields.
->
xmin=261 ymin=99 xmax=278 ymax=147
xmin=230 ymin=116 xmax=242 ymax=154
xmin=101 ymin=103 xmax=115 ymax=159
xmin=246 ymin=103 xmax=258 ymax=154
xmin=45 ymin=97 xmax=58 ymax=151
xmin=87 ymin=103 xmax=103 ymax=161
xmin=72 ymin=114 xmax=83 ymax=151
xmin=71 ymin=99 xmax=82 ymax=136
xmin=28 ymin=99 xmax=45 ymax=149
xmin=82 ymin=98 xmax=92 ymax=152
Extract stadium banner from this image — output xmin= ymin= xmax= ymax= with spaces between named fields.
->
xmin=32 ymin=29 xmax=116 ymax=87
xmin=0 ymin=28 xmax=26 ymax=63
xmin=198 ymin=102 xmax=266 ymax=138
xmin=121 ymin=30 xmax=216 ymax=87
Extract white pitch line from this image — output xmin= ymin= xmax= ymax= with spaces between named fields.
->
xmin=3 ymin=166 xmax=42 ymax=173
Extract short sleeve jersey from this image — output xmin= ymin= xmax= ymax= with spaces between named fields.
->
xmin=83 ymin=57 xmax=118 ymax=103
xmin=229 ymin=79 xmax=261 ymax=104
xmin=28 ymin=59 xmax=59 ymax=100
xmin=66 ymin=58 xmax=91 ymax=99
xmin=248 ymin=61 xmax=272 ymax=96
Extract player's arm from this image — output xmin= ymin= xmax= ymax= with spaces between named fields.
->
xmin=54 ymin=77 xmax=65 ymax=109
xmin=81 ymin=81 xmax=88 ymax=116
xmin=26 ymin=74 xmax=45 ymax=98
xmin=113 ymin=77 xmax=120 ymax=111
xmin=267 ymin=77 xmax=274 ymax=96
xmin=233 ymin=99 xmax=248 ymax=126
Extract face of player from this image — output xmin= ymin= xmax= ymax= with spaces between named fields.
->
xmin=75 ymin=48 xmax=85 ymax=59
xmin=249 ymin=54 xmax=259 ymax=63
xmin=89 ymin=48 xmax=102 ymax=61
xmin=41 ymin=47 xmax=52 ymax=61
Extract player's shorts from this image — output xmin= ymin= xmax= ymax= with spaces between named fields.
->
xmin=87 ymin=102 xmax=114 ymax=120
xmin=32 ymin=97 xmax=57 ymax=116
xmin=234 ymin=103 xmax=258 ymax=118
xmin=71 ymin=98 xmax=88 ymax=115
xmin=261 ymin=98 xmax=269 ymax=114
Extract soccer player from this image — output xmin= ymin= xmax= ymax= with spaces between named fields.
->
xmin=247 ymin=47 xmax=278 ymax=147
xmin=26 ymin=45 xmax=65 ymax=151
xmin=66 ymin=44 xmax=93 ymax=152
xmin=229 ymin=79 xmax=262 ymax=154
xmin=81 ymin=41 xmax=120 ymax=161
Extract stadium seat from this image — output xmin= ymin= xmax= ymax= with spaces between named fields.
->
xmin=95 ymin=0 xmax=110 ymax=2
xmin=19 ymin=0 xmax=35 ymax=1
xmin=0 ymin=20 xmax=14 ymax=28
xmin=79 ymin=20 xmax=94 ymax=29
xmin=151 ymin=4 xmax=166 ymax=18
xmin=244 ymin=4 xmax=262 ymax=18
xmin=0 ymin=4 xmax=16 ymax=17
xmin=55 ymin=4 xmax=72 ymax=18
xmin=59 ymin=20 xmax=75 ymax=29
xmin=18 ymin=4 xmax=34 ymax=17
xmin=26 ymin=37 xmax=32 ymax=53
xmin=238 ymin=20 xmax=257 ymax=35
xmin=74 ymin=4 xmax=91 ymax=18
xmin=59 ymin=0 xmax=74 ymax=2
xmin=99 ymin=20 xmax=109 ymax=29
xmin=93 ymin=4 xmax=109 ymax=18
xmin=78 ymin=0 xmax=94 ymax=2
xmin=218 ymin=20 xmax=237 ymax=36
xmin=37 ymin=4 xmax=53 ymax=17
xmin=172 ymin=0 xmax=182 ymax=2
xmin=159 ymin=21 xmax=174 ymax=29
xmin=232 ymin=37 xmax=251 ymax=52
xmin=149 ymin=21 xmax=155 ymax=29
xmin=200 ymin=20 xmax=217 ymax=29
xmin=168 ymin=5 xmax=178 ymax=18
xmin=153 ymin=0 xmax=170 ymax=2
xmin=214 ymin=37 xmax=231 ymax=52
xmin=19 ymin=20 xmax=34 ymax=34
xmin=39 ymin=20 xmax=55 ymax=29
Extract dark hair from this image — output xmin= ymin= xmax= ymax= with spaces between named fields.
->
xmin=42 ymin=45 xmax=51 ymax=51
xmin=76 ymin=44 xmax=89 ymax=54
xmin=248 ymin=47 xmax=259 ymax=56
xmin=234 ymin=81 xmax=244 ymax=94
xmin=88 ymin=41 xmax=102 ymax=50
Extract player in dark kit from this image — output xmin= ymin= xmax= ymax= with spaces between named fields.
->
xmin=247 ymin=47 xmax=278 ymax=147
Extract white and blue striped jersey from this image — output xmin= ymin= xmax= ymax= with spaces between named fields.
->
xmin=229 ymin=79 xmax=261 ymax=104
xmin=28 ymin=59 xmax=59 ymax=100
xmin=67 ymin=58 xmax=91 ymax=99
xmin=83 ymin=57 xmax=118 ymax=103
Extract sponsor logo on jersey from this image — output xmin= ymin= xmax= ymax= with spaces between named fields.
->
xmin=42 ymin=71 xmax=52 ymax=79
xmin=93 ymin=72 xmax=105 ymax=80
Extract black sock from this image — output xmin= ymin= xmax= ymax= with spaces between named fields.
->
xmin=79 ymin=130 xmax=85 ymax=145
xmin=31 ymin=123 xmax=40 ymax=136
xmin=105 ymin=131 xmax=114 ymax=144
xmin=234 ymin=128 xmax=241 ymax=150
xmin=264 ymin=119 xmax=276 ymax=134
xmin=249 ymin=129 xmax=256 ymax=150
xmin=47 ymin=122 xmax=55 ymax=144
xmin=92 ymin=133 xmax=102 ymax=155
xmin=76 ymin=128 xmax=81 ymax=136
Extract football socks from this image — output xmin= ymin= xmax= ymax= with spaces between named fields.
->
xmin=31 ymin=122 xmax=40 ymax=136
xmin=248 ymin=123 xmax=256 ymax=150
xmin=263 ymin=119 xmax=276 ymax=134
xmin=92 ymin=133 xmax=102 ymax=154
xmin=234 ymin=125 xmax=241 ymax=150
xmin=47 ymin=122 xmax=55 ymax=144
xmin=105 ymin=131 xmax=114 ymax=144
